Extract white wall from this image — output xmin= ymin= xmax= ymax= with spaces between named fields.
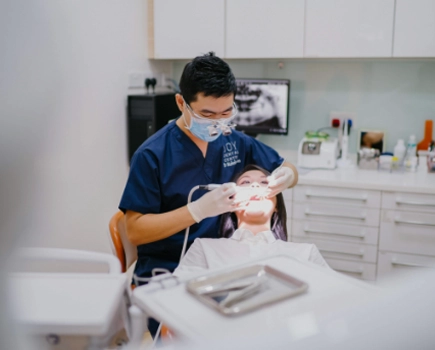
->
xmin=0 ymin=0 xmax=170 ymax=254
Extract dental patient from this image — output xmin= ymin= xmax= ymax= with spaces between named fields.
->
xmin=173 ymin=164 xmax=329 ymax=278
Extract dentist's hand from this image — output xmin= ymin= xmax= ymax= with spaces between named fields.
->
xmin=187 ymin=183 xmax=238 ymax=223
xmin=266 ymin=166 xmax=295 ymax=198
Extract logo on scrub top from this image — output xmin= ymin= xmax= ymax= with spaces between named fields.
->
xmin=223 ymin=141 xmax=241 ymax=168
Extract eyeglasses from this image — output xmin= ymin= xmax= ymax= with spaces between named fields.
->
xmin=183 ymin=98 xmax=238 ymax=136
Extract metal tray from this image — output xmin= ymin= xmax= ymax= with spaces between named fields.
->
xmin=186 ymin=264 xmax=309 ymax=316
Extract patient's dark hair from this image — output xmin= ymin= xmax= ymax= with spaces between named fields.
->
xmin=219 ymin=164 xmax=288 ymax=241
xmin=179 ymin=52 xmax=237 ymax=104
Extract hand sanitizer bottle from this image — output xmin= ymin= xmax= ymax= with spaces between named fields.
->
xmin=405 ymin=135 xmax=417 ymax=171
xmin=394 ymin=139 xmax=406 ymax=166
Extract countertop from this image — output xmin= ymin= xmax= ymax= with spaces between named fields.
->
xmin=296 ymin=167 xmax=435 ymax=194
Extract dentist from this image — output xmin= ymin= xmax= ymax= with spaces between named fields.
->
xmin=119 ymin=52 xmax=298 ymax=284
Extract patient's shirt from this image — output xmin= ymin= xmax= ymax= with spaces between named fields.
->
xmin=173 ymin=229 xmax=329 ymax=278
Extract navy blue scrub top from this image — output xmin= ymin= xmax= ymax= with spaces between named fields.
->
xmin=119 ymin=118 xmax=283 ymax=279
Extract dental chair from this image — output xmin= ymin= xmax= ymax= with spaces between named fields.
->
xmin=108 ymin=211 xmax=175 ymax=345
xmin=108 ymin=210 xmax=137 ymax=274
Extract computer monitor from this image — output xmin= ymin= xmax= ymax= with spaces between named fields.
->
xmin=233 ymin=78 xmax=290 ymax=137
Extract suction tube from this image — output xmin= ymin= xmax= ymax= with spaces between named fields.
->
xmin=179 ymin=184 xmax=221 ymax=262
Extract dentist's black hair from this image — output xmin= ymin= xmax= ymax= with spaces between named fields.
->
xmin=179 ymin=52 xmax=237 ymax=104
xmin=218 ymin=164 xmax=288 ymax=241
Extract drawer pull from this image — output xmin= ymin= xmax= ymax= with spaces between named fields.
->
xmin=303 ymin=228 xmax=366 ymax=238
xmin=391 ymin=259 xmax=432 ymax=268
xmin=305 ymin=210 xmax=366 ymax=220
xmin=332 ymin=267 xmax=364 ymax=274
xmin=396 ymin=199 xmax=435 ymax=207
xmin=319 ymin=248 xmax=364 ymax=257
xmin=306 ymin=192 xmax=367 ymax=201
xmin=394 ymin=218 xmax=435 ymax=227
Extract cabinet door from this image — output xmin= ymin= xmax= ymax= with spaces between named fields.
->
xmin=293 ymin=202 xmax=380 ymax=227
xmin=305 ymin=0 xmax=395 ymax=57
xmin=292 ymin=220 xmax=379 ymax=245
xmin=292 ymin=237 xmax=378 ymax=263
xmin=382 ymin=191 xmax=435 ymax=214
xmin=326 ymin=258 xmax=377 ymax=281
xmin=377 ymin=251 xmax=435 ymax=279
xmin=226 ymin=0 xmax=304 ymax=58
xmin=294 ymin=185 xmax=381 ymax=208
xmin=380 ymin=210 xmax=435 ymax=256
xmin=152 ymin=0 xmax=224 ymax=59
xmin=393 ymin=0 xmax=435 ymax=57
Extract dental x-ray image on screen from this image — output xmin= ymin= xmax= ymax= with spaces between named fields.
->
xmin=234 ymin=78 xmax=290 ymax=137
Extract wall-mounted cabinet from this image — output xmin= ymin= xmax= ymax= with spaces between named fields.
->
xmin=393 ymin=0 xmax=435 ymax=57
xmin=150 ymin=0 xmax=224 ymax=59
xmin=226 ymin=0 xmax=304 ymax=58
xmin=148 ymin=0 xmax=435 ymax=59
xmin=304 ymin=0 xmax=395 ymax=58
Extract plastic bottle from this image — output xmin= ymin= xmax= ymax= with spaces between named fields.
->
xmin=393 ymin=139 xmax=406 ymax=165
xmin=404 ymin=135 xmax=417 ymax=171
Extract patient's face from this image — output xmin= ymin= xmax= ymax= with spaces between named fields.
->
xmin=234 ymin=170 xmax=277 ymax=221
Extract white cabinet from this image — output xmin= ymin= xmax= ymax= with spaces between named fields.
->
xmin=225 ymin=0 xmax=304 ymax=58
xmin=325 ymin=258 xmax=377 ymax=281
xmin=378 ymin=191 xmax=435 ymax=279
xmin=379 ymin=210 xmax=435 ymax=257
xmin=150 ymin=0 xmax=225 ymax=59
xmin=291 ymin=184 xmax=381 ymax=281
xmin=304 ymin=0 xmax=395 ymax=57
xmin=393 ymin=0 xmax=435 ymax=57
xmin=377 ymin=251 xmax=435 ymax=278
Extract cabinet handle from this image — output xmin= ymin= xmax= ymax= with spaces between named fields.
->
xmin=306 ymin=192 xmax=368 ymax=201
xmin=303 ymin=227 xmax=366 ymax=238
xmin=305 ymin=210 xmax=366 ymax=220
xmin=391 ymin=259 xmax=432 ymax=268
xmin=332 ymin=267 xmax=364 ymax=274
xmin=319 ymin=248 xmax=365 ymax=257
xmin=394 ymin=218 xmax=435 ymax=227
xmin=396 ymin=199 xmax=435 ymax=207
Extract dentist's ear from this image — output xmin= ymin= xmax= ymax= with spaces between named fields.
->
xmin=175 ymin=93 xmax=185 ymax=113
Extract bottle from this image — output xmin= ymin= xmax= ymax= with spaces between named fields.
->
xmin=404 ymin=135 xmax=417 ymax=171
xmin=393 ymin=139 xmax=406 ymax=165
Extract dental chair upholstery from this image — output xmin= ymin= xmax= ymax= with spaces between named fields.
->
xmin=109 ymin=210 xmax=137 ymax=273
xmin=108 ymin=210 xmax=174 ymax=342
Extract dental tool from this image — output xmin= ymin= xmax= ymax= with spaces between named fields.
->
xmin=180 ymin=184 xmax=223 ymax=262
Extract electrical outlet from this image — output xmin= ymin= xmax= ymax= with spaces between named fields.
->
xmin=128 ymin=72 xmax=153 ymax=88
xmin=329 ymin=111 xmax=356 ymax=128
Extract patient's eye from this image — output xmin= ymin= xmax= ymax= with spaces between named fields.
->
xmin=239 ymin=179 xmax=251 ymax=185
xmin=261 ymin=180 xmax=269 ymax=185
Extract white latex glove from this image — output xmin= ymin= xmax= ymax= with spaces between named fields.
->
xmin=266 ymin=166 xmax=294 ymax=198
xmin=187 ymin=183 xmax=238 ymax=223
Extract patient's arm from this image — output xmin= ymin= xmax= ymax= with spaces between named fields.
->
xmin=173 ymin=239 xmax=209 ymax=278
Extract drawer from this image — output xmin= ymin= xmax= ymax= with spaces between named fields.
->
xmin=292 ymin=237 xmax=377 ymax=263
xmin=382 ymin=192 xmax=435 ymax=214
xmin=380 ymin=210 xmax=435 ymax=256
xmin=293 ymin=202 xmax=380 ymax=227
xmin=294 ymin=185 xmax=381 ymax=208
xmin=292 ymin=220 xmax=379 ymax=245
xmin=377 ymin=251 xmax=435 ymax=279
xmin=326 ymin=258 xmax=377 ymax=281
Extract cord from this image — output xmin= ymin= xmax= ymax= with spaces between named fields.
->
xmin=179 ymin=184 xmax=221 ymax=263
xmin=150 ymin=322 xmax=163 ymax=349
